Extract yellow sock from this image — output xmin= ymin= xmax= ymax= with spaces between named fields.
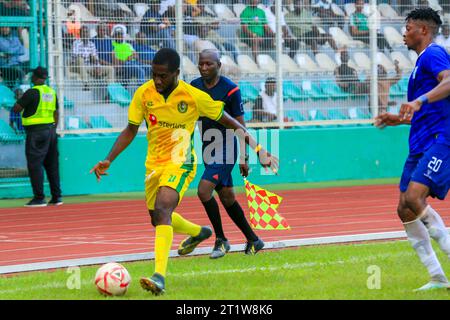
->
xmin=172 ymin=211 xmax=201 ymax=236
xmin=154 ymin=225 xmax=173 ymax=277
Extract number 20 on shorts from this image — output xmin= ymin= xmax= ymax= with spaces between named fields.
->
xmin=428 ymin=157 xmax=443 ymax=173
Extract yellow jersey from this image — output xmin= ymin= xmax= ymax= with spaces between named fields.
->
xmin=128 ymin=79 xmax=224 ymax=168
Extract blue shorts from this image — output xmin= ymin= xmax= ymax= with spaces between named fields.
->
xmin=201 ymin=163 xmax=236 ymax=189
xmin=399 ymin=143 xmax=450 ymax=200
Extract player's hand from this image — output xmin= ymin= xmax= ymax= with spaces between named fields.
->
xmin=399 ymin=100 xmax=421 ymax=121
xmin=90 ymin=160 xmax=111 ymax=182
xmin=258 ymin=148 xmax=279 ymax=175
xmin=239 ymin=163 xmax=249 ymax=178
xmin=374 ymin=113 xmax=402 ymax=129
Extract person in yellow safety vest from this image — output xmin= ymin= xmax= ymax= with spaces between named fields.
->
xmin=13 ymin=66 xmax=63 ymax=207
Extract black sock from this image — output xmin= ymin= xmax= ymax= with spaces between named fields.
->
xmin=225 ymin=201 xmax=258 ymax=242
xmin=201 ymin=197 xmax=226 ymax=240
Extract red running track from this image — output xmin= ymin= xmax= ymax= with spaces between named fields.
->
xmin=0 ymin=184 xmax=449 ymax=270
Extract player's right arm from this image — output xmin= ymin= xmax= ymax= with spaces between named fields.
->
xmin=90 ymin=86 xmax=145 ymax=181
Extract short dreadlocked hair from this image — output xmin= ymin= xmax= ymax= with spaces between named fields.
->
xmin=152 ymin=48 xmax=180 ymax=72
xmin=406 ymin=7 xmax=442 ymax=36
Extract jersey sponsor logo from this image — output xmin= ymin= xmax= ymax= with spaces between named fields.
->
xmin=177 ymin=101 xmax=188 ymax=113
xmin=158 ymin=121 xmax=186 ymax=129
xmin=149 ymin=114 xmax=158 ymax=126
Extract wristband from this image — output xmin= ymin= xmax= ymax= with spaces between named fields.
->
xmin=418 ymin=95 xmax=428 ymax=105
xmin=254 ymin=144 xmax=262 ymax=153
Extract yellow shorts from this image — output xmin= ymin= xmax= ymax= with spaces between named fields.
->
xmin=144 ymin=164 xmax=196 ymax=210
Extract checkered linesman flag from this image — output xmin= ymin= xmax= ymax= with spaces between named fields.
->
xmin=244 ymin=179 xmax=290 ymax=230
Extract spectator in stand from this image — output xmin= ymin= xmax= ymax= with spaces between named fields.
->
xmin=349 ymin=0 xmax=392 ymax=51
xmin=285 ymin=0 xmax=338 ymax=55
xmin=239 ymin=0 xmax=275 ymax=60
xmin=334 ymin=48 xmax=370 ymax=96
xmin=252 ymin=77 xmax=278 ymax=122
xmin=0 ymin=0 xmax=29 ymax=16
xmin=436 ymin=24 xmax=450 ymax=52
xmin=71 ymin=26 xmax=114 ymax=90
xmin=65 ymin=8 xmax=81 ymax=40
xmin=0 ymin=27 xmax=26 ymax=88
xmin=140 ymin=1 xmax=176 ymax=49
xmin=312 ymin=0 xmax=344 ymax=29
xmin=134 ymin=32 xmax=156 ymax=66
xmin=92 ymin=24 xmax=115 ymax=70
xmin=260 ymin=2 xmax=299 ymax=59
xmin=377 ymin=60 xmax=402 ymax=114
xmin=9 ymin=88 xmax=25 ymax=134
xmin=112 ymin=29 xmax=150 ymax=85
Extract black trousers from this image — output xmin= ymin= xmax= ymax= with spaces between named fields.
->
xmin=25 ymin=125 xmax=61 ymax=200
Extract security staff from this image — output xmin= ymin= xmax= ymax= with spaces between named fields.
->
xmin=13 ymin=66 xmax=63 ymax=207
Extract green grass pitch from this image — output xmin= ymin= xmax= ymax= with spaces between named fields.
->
xmin=1 ymin=240 xmax=449 ymax=300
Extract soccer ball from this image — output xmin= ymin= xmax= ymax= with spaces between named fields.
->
xmin=94 ymin=262 xmax=131 ymax=296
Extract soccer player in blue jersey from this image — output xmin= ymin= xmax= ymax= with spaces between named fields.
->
xmin=190 ymin=49 xmax=264 ymax=259
xmin=375 ymin=8 xmax=450 ymax=291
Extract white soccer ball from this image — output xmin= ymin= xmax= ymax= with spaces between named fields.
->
xmin=94 ymin=262 xmax=131 ymax=296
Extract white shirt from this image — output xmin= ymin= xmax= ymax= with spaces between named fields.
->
xmin=260 ymin=91 xmax=277 ymax=115
xmin=259 ymin=5 xmax=286 ymax=34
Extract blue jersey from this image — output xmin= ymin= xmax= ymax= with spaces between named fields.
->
xmin=191 ymin=76 xmax=244 ymax=165
xmin=407 ymin=43 xmax=450 ymax=155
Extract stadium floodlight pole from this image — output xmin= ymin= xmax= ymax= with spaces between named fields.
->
xmin=275 ymin=0 xmax=284 ymax=129
xmin=54 ymin=0 xmax=65 ymax=132
xmin=369 ymin=0 xmax=379 ymax=118
xmin=176 ymin=0 xmax=184 ymax=80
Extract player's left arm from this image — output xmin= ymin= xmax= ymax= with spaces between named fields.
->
xmin=217 ymin=112 xmax=279 ymax=174
xmin=195 ymin=87 xmax=278 ymax=173
xmin=399 ymin=48 xmax=450 ymax=120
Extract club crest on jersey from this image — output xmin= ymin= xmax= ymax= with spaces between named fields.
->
xmin=146 ymin=101 xmax=153 ymax=108
xmin=177 ymin=101 xmax=188 ymax=113
xmin=149 ymin=114 xmax=157 ymax=125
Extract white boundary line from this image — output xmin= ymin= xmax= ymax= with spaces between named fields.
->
xmin=0 ymin=230 xmax=409 ymax=275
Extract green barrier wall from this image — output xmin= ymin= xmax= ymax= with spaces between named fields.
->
xmin=0 ymin=126 xmax=410 ymax=198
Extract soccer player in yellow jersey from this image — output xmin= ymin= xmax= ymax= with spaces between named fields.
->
xmin=90 ymin=48 xmax=278 ymax=295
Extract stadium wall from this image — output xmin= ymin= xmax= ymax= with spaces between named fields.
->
xmin=1 ymin=126 xmax=409 ymax=198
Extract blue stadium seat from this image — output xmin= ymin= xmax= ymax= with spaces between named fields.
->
xmin=284 ymin=110 xmax=305 ymax=121
xmin=90 ymin=116 xmax=112 ymax=128
xmin=283 ymin=81 xmax=308 ymax=102
xmin=327 ymin=108 xmax=349 ymax=120
xmin=348 ymin=107 xmax=371 ymax=120
xmin=308 ymin=109 xmax=326 ymax=121
xmin=0 ymin=85 xmax=15 ymax=109
xmin=64 ymin=97 xmax=75 ymax=110
xmin=244 ymin=110 xmax=253 ymax=122
xmin=238 ymin=81 xmax=259 ymax=103
xmin=65 ymin=116 xmax=90 ymax=130
xmin=397 ymin=76 xmax=409 ymax=93
xmin=108 ymin=83 xmax=132 ymax=107
xmin=0 ymin=119 xmax=22 ymax=143
xmin=389 ymin=83 xmax=405 ymax=99
xmin=319 ymin=80 xmax=351 ymax=100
